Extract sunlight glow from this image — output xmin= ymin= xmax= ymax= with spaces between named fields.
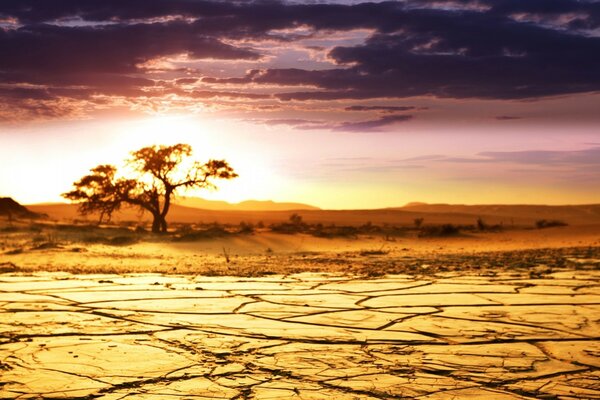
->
xmin=106 ymin=115 xmax=285 ymax=203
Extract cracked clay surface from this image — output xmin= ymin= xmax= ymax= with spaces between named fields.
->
xmin=1 ymin=270 xmax=599 ymax=399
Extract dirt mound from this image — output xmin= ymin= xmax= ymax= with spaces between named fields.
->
xmin=0 ymin=197 xmax=44 ymax=219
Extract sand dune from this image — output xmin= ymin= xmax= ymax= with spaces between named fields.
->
xmin=0 ymin=197 xmax=43 ymax=218
xmin=26 ymin=201 xmax=600 ymax=227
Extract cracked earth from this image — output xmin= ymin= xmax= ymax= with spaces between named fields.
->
xmin=1 ymin=268 xmax=599 ymax=399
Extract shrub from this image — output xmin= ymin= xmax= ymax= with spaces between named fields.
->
xmin=108 ymin=236 xmax=138 ymax=246
xmin=359 ymin=248 xmax=389 ymax=256
xmin=477 ymin=217 xmax=487 ymax=231
xmin=476 ymin=217 xmax=503 ymax=232
xmin=174 ymin=225 xmax=229 ymax=241
xmin=270 ymin=222 xmax=303 ymax=234
xmin=310 ymin=225 xmax=358 ymax=238
xmin=418 ymin=224 xmax=460 ymax=237
xmin=238 ymin=221 xmax=255 ymax=234
xmin=289 ymin=213 xmax=303 ymax=225
xmin=535 ymin=219 xmax=568 ymax=229
xmin=270 ymin=213 xmax=308 ymax=234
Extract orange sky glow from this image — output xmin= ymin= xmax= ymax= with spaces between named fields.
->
xmin=1 ymin=0 xmax=599 ymax=209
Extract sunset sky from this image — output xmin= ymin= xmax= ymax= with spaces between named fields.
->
xmin=1 ymin=0 xmax=599 ymax=209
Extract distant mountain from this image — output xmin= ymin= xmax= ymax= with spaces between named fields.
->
xmin=0 ymin=197 xmax=44 ymax=218
xmin=403 ymin=202 xmax=428 ymax=207
xmin=176 ymin=197 xmax=320 ymax=211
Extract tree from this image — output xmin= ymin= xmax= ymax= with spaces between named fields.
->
xmin=63 ymin=144 xmax=237 ymax=233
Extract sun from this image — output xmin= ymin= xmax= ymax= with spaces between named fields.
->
xmin=105 ymin=115 xmax=284 ymax=203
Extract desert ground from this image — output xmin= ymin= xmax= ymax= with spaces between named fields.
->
xmin=1 ymin=203 xmax=599 ymax=399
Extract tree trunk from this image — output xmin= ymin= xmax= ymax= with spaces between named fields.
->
xmin=159 ymin=189 xmax=172 ymax=233
xmin=151 ymin=213 xmax=161 ymax=233
xmin=150 ymin=214 xmax=168 ymax=233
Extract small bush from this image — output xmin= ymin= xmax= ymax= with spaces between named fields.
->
xmin=174 ymin=224 xmax=194 ymax=234
xmin=174 ymin=225 xmax=229 ymax=241
xmin=238 ymin=221 xmax=254 ymax=234
xmin=477 ymin=217 xmax=487 ymax=231
xmin=0 ymin=262 xmax=19 ymax=272
xmin=289 ymin=213 xmax=303 ymax=225
xmin=310 ymin=225 xmax=358 ymax=238
xmin=419 ymin=224 xmax=460 ymax=237
xmin=535 ymin=219 xmax=568 ymax=229
xmin=474 ymin=217 xmax=504 ymax=232
xmin=5 ymin=248 xmax=23 ymax=255
xmin=108 ymin=236 xmax=138 ymax=246
xmin=360 ymin=221 xmax=382 ymax=233
xmin=270 ymin=222 xmax=304 ymax=234
xmin=359 ymin=248 xmax=389 ymax=256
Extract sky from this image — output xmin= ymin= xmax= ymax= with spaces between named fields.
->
xmin=0 ymin=0 xmax=599 ymax=209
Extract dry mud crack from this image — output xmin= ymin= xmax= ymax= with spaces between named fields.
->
xmin=1 ymin=270 xmax=599 ymax=399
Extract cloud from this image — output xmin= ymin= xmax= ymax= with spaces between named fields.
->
xmin=0 ymin=0 xmax=599 ymax=121
xmin=0 ymin=19 xmax=261 ymax=117
xmin=203 ymin=1 xmax=600 ymax=101
xmin=333 ymin=114 xmax=414 ymax=132
xmin=188 ymin=90 xmax=270 ymax=100
xmin=495 ymin=115 xmax=522 ymax=120
xmin=398 ymin=154 xmax=447 ymax=162
xmin=175 ymin=78 xmax=199 ymax=85
xmin=261 ymin=118 xmax=324 ymax=127
xmin=253 ymin=113 xmax=413 ymax=132
xmin=257 ymin=21 xmax=600 ymax=100
xmin=344 ymin=105 xmax=417 ymax=113
xmin=444 ymin=147 xmax=600 ymax=166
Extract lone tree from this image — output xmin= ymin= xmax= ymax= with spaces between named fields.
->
xmin=63 ymin=144 xmax=237 ymax=233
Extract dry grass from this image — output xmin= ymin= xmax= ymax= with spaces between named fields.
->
xmin=1 ymin=217 xmax=599 ymax=278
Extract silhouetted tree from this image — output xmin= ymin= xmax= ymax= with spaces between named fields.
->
xmin=63 ymin=144 xmax=237 ymax=233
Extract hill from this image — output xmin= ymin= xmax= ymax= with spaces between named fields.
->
xmin=0 ymin=197 xmax=44 ymax=219
xmin=175 ymin=197 xmax=319 ymax=211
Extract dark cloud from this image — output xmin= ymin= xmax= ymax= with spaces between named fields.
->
xmin=203 ymin=1 xmax=600 ymax=101
xmin=334 ymin=114 xmax=414 ymax=132
xmin=188 ymin=90 xmax=270 ymax=100
xmin=495 ymin=115 xmax=522 ymax=120
xmin=345 ymin=105 xmax=416 ymax=113
xmin=175 ymin=78 xmax=200 ymax=85
xmin=0 ymin=1 xmax=403 ymax=30
xmin=0 ymin=20 xmax=260 ymax=110
xmin=0 ymin=0 xmax=599 ymax=120
xmin=484 ymin=0 xmax=600 ymax=29
xmin=261 ymin=118 xmax=321 ymax=126
xmin=256 ymin=17 xmax=600 ymax=100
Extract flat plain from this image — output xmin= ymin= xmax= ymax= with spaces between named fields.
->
xmin=1 ymin=205 xmax=599 ymax=399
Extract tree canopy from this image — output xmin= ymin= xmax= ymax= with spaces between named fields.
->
xmin=63 ymin=144 xmax=237 ymax=233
